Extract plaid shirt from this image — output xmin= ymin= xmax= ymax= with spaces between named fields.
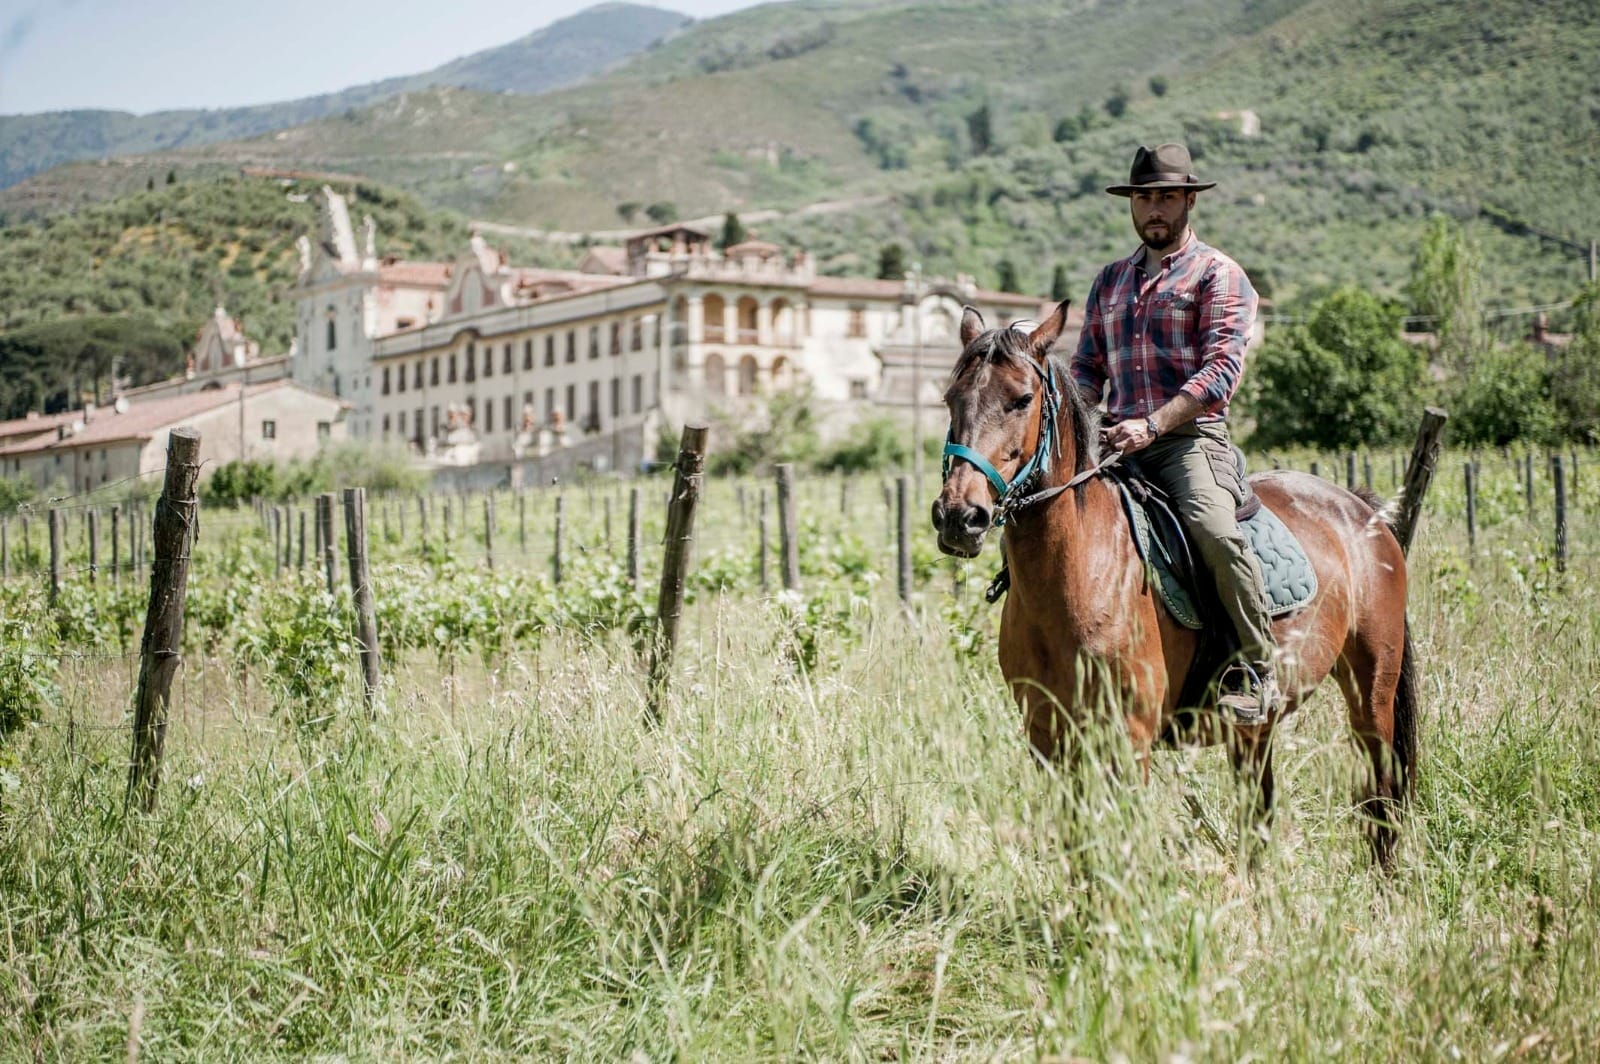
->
xmin=1071 ymin=233 xmax=1258 ymax=424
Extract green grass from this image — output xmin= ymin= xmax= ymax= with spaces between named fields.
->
xmin=2 ymin=452 xmax=1599 ymax=1056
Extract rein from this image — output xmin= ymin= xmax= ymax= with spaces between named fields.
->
xmin=942 ymin=355 xmax=1119 ymax=527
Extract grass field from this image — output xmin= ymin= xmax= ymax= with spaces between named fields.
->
xmin=2 ymin=450 xmax=1598 ymax=1058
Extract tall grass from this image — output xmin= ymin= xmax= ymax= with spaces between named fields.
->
xmin=1 ymin=463 xmax=1598 ymax=1058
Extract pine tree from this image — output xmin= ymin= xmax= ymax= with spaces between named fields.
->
xmin=996 ymin=259 xmax=1020 ymax=294
xmin=1050 ymin=264 xmax=1069 ymax=302
xmin=966 ymin=104 xmax=993 ymax=156
xmin=718 ymin=212 xmax=747 ymax=250
xmin=166 ymin=169 xmax=177 ymax=185
xmin=877 ymin=243 xmax=907 ymax=280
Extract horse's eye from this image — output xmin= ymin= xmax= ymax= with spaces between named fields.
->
xmin=1007 ymin=393 xmax=1033 ymax=413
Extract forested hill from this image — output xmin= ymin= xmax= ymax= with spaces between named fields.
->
xmin=0 ymin=176 xmax=518 ymax=420
xmin=7 ymin=0 xmax=1594 ymax=309
xmin=0 ymin=3 xmax=689 ymax=191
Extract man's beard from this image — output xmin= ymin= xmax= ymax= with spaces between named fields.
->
xmin=1139 ymin=206 xmax=1188 ymax=251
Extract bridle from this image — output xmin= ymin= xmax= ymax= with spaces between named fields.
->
xmin=941 ymin=347 xmax=1119 ymax=528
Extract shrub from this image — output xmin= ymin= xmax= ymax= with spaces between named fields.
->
xmin=1245 ymin=286 xmax=1426 ymax=449
xmin=1449 ymin=343 xmax=1558 ymax=446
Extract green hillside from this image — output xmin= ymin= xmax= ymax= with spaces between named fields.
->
xmin=0 ymin=3 xmax=689 ymax=193
xmin=2 ymin=0 xmax=1595 ymax=345
xmin=0 ymin=175 xmax=565 ymax=419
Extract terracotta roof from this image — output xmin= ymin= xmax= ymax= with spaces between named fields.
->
xmin=377 ymin=261 xmax=453 ymax=287
xmin=579 ymin=246 xmax=629 ymax=274
xmin=0 ymin=382 xmax=301 ymax=456
xmin=625 ymin=222 xmax=712 ymax=241
xmin=0 ymin=409 xmax=80 ymax=444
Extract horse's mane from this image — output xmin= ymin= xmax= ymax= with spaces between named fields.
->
xmin=953 ymin=326 xmax=1102 ymax=473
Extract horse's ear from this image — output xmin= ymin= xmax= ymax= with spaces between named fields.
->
xmin=959 ymin=306 xmax=985 ymax=348
xmin=1027 ymin=300 xmax=1071 ymax=363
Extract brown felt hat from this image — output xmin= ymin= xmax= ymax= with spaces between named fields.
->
xmin=1105 ymin=142 xmax=1216 ymax=196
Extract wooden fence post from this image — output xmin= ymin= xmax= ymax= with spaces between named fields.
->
xmin=776 ymin=463 xmax=800 ymax=591
xmin=758 ymin=488 xmax=770 ymax=591
xmin=297 ymin=509 xmax=307 ymax=571
xmin=896 ymin=474 xmax=912 ymax=607
xmin=483 ymin=494 xmax=495 ymax=572
xmin=553 ymin=495 xmax=565 ymax=584
xmin=1553 ymin=455 xmax=1568 ymax=575
xmin=343 ymin=487 xmax=382 ymax=711
xmin=1345 ymin=452 xmax=1356 ymax=491
xmin=272 ymin=507 xmax=283 ymax=577
xmin=646 ymin=424 xmax=709 ymax=725
xmin=317 ymin=493 xmax=339 ymax=594
xmin=1524 ymin=452 xmax=1534 ymax=517
xmin=47 ymin=508 xmax=62 ymax=604
xmin=127 ymin=428 xmax=202 ymax=812
xmin=112 ymin=504 xmax=122 ymax=584
xmin=1464 ymin=461 xmax=1477 ymax=559
xmin=87 ymin=509 xmax=99 ymax=585
xmin=627 ymin=486 xmax=642 ymax=588
xmin=1393 ymin=408 xmax=1449 ymax=556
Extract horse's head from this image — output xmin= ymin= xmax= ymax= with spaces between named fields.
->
xmin=932 ymin=300 xmax=1091 ymax=557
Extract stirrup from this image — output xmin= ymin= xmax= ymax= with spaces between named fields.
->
xmin=1217 ymin=662 xmax=1276 ymax=726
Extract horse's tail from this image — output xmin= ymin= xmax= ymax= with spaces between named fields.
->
xmin=1355 ymin=485 xmax=1419 ymax=798
xmin=1393 ymin=618 xmax=1419 ymax=799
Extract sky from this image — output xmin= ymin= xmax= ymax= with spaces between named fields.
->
xmin=0 ymin=0 xmax=761 ymax=116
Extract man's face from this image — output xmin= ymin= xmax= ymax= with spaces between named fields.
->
xmin=1129 ymin=189 xmax=1195 ymax=251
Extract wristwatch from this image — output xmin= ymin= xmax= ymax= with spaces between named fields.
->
xmin=1144 ymin=415 xmax=1160 ymax=440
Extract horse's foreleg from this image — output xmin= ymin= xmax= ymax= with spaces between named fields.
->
xmin=1227 ymin=725 xmax=1276 ymax=838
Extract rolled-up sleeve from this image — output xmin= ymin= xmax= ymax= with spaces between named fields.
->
xmin=1071 ymin=270 xmax=1109 ymax=405
xmin=1180 ymin=260 xmax=1257 ymax=414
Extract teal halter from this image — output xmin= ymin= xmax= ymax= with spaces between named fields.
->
xmin=941 ymin=355 xmax=1063 ymax=526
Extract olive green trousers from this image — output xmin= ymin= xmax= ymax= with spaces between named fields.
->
xmin=1137 ymin=420 xmax=1275 ymax=667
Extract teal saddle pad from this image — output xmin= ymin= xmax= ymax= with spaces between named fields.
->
xmin=1115 ymin=482 xmax=1317 ymax=631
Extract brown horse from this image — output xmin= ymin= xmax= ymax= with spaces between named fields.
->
xmin=931 ymin=302 xmax=1418 ymax=867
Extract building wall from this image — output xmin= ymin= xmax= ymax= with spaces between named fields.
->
xmin=181 ymin=387 xmax=349 ymax=470
xmin=372 ymin=287 xmax=668 ymax=461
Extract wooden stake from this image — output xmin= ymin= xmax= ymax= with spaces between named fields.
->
xmin=646 ymin=424 xmax=709 ymax=725
xmin=317 ymin=493 xmax=339 ymax=594
xmin=758 ymin=488 xmax=770 ymax=591
xmin=47 ymin=508 xmax=62 ymax=604
xmin=126 ymin=427 xmax=202 ymax=812
xmin=1553 ymin=454 xmax=1568 ymax=574
xmin=84 ymin=509 xmax=98 ymax=585
xmin=483 ymin=494 xmax=495 ymax=572
xmin=553 ymin=495 xmax=565 ymax=584
xmin=896 ymin=474 xmax=912 ymax=606
xmin=627 ymin=485 xmax=642 ymax=588
xmin=1394 ymin=408 xmax=1449 ymax=556
xmin=776 ymin=463 xmax=800 ymax=591
xmin=344 ymin=487 xmax=382 ymax=711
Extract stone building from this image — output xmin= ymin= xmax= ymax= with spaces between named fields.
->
xmin=0 ymin=382 xmax=348 ymax=495
xmin=291 ymin=188 xmax=1049 ymax=474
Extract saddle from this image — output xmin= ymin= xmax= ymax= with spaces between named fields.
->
xmin=985 ymin=446 xmax=1317 ymax=715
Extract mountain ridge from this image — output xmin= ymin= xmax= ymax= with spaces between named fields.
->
xmin=0 ymin=2 xmax=690 ymax=190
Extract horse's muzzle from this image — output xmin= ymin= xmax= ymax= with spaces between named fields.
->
xmin=931 ymin=497 xmax=991 ymax=557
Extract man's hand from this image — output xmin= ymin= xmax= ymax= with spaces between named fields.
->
xmin=1103 ymin=417 xmax=1157 ymax=455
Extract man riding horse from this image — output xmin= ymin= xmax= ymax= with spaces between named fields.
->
xmin=1072 ymin=142 xmax=1279 ymax=724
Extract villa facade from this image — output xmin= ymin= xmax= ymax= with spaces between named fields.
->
xmin=291 ymin=187 xmax=1050 ymax=472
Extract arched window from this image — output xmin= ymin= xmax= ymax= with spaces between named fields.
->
xmin=737 ymin=354 xmax=759 ymax=396
xmin=704 ymin=353 xmax=726 ymax=396
xmin=736 ymin=297 xmax=759 ymax=343
xmin=326 ymin=318 xmax=337 ymax=351
xmin=703 ymin=294 xmax=726 ymax=343
xmin=771 ymin=298 xmax=795 ymax=346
